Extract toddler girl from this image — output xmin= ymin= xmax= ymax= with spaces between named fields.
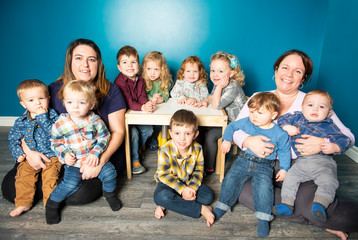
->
xmin=46 ymin=80 xmax=121 ymax=224
xmin=140 ymin=51 xmax=172 ymax=150
xmin=195 ymin=51 xmax=247 ymax=173
xmin=170 ymin=56 xmax=209 ymax=105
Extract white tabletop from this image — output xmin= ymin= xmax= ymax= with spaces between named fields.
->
xmin=128 ymin=98 xmax=225 ymax=116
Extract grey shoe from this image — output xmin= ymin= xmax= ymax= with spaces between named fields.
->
xmin=132 ymin=164 xmax=146 ymax=175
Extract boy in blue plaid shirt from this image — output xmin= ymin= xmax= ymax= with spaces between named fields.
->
xmin=273 ymin=90 xmax=352 ymax=222
xmin=46 ymin=80 xmax=121 ymax=224
xmin=8 ymin=79 xmax=61 ymax=217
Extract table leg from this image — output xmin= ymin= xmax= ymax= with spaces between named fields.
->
xmin=125 ymin=118 xmax=132 ymax=179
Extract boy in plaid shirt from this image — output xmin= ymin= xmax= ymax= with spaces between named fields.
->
xmin=153 ymin=109 xmax=215 ymax=227
xmin=46 ymin=80 xmax=121 ymax=224
xmin=273 ymin=90 xmax=352 ymax=222
xmin=8 ymin=79 xmax=61 ymax=217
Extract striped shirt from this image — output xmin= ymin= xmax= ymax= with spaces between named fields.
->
xmin=51 ymin=112 xmax=110 ymax=168
xmin=154 ymin=140 xmax=204 ymax=194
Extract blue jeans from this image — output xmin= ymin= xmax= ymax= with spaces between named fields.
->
xmin=216 ymin=151 xmax=275 ymax=221
xmin=50 ymin=162 xmax=117 ymax=203
xmin=147 ymin=125 xmax=162 ymax=148
xmin=130 ymin=125 xmax=153 ymax=163
xmin=154 ymin=182 xmax=214 ymax=218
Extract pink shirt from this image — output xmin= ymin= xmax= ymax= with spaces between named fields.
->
xmin=232 ymin=91 xmax=355 ymax=159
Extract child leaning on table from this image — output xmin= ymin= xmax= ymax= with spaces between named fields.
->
xmin=153 ymin=109 xmax=215 ymax=227
xmin=273 ymin=90 xmax=352 ymax=222
xmin=8 ymin=79 xmax=61 ymax=217
xmin=195 ymin=51 xmax=247 ymax=174
xmin=213 ymin=92 xmax=291 ymax=237
xmin=114 ymin=45 xmax=155 ymax=174
xmin=170 ymin=56 xmax=209 ymax=105
xmin=140 ymin=51 xmax=172 ymax=151
xmin=46 ymin=80 xmax=121 ymax=224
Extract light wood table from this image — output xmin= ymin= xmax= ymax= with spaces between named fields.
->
xmin=124 ymin=99 xmax=228 ymax=181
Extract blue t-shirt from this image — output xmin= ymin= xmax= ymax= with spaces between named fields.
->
xmin=223 ymin=117 xmax=291 ymax=171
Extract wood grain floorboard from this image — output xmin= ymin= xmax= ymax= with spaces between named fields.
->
xmin=0 ymin=126 xmax=357 ymax=239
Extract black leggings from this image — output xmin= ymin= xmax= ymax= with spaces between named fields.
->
xmin=237 ymin=160 xmax=358 ymax=232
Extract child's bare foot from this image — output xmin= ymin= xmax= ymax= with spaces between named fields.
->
xmin=155 ymin=206 xmax=165 ymax=219
xmin=326 ymin=228 xmax=348 ymax=240
xmin=10 ymin=206 xmax=30 ymax=217
xmin=201 ymin=205 xmax=215 ymax=227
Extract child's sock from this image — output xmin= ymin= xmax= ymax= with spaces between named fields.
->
xmin=312 ymin=202 xmax=326 ymax=222
xmin=272 ymin=203 xmax=294 ymax=215
xmin=45 ymin=199 xmax=61 ymax=224
xmin=212 ymin=208 xmax=226 ymax=221
xmin=257 ymin=219 xmax=270 ymax=237
xmin=103 ymin=191 xmax=122 ymax=211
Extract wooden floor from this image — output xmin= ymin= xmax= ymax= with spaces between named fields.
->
xmin=0 ymin=126 xmax=357 ymax=239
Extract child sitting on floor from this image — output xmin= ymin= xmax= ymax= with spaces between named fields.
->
xmin=153 ymin=109 xmax=215 ymax=227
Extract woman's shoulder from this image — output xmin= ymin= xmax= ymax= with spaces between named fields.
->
xmin=48 ymin=80 xmax=63 ymax=92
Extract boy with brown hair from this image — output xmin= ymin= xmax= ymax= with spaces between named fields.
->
xmin=8 ymin=79 xmax=61 ymax=217
xmin=114 ymin=45 xmax=155 ymax=174
xmin=153 ymin=109 xmax=215 ymax=227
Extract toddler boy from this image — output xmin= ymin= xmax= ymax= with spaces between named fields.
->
xmin=214 ymin=92 xmax=291 ymax=237
xmin=8 ymin=79 xmax=61 ymax=217
xmin=273 ymin=90 xmax=351 ymax=222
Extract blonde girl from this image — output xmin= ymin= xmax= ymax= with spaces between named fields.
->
xmin=195 ymin=51 xmax=247 ymax=173
xmin=170 ymin=56 xmax=209 ymax=105
xmin=140 ymin=51 xmax=172 ymax=150
xmin=140 ymin=51 xmax=172 ymax=104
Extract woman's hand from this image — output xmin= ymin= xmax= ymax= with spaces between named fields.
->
xmin=243 ymin=135 xmax=275 ymax=158
xmin=21 ymin=138 xmax=50 ymax=170
xmin=80 ymin=163 xmax=102 ymax=180
xmin=295 ymin=134 xmax=325 ymax=155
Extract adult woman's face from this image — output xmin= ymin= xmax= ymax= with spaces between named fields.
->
xmin=71 ymin=45 xmax=98 ymax=82
xmin=275 ymin=54 xmax=305 ymax=94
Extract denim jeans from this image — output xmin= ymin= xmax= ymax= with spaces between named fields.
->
xmin=216 ymin=151 xmax=275 ymax=221
xmin=154 ymin=182 xmax=214 ymax=218
xmin=130 ymin=125 xmax=153 ymax=163
xmin=147 ymin=125 xmax=162 ymax=148
xmin=50 ymin=162 xmax=117 ymax=203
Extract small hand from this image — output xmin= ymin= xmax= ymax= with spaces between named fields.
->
xmin=186 ymin=98 xmax=198 ymax=105
xmin=182 ymin=187 xmax=196 ymax=201
xmin=220 ymin=140 xmax=232 ymax=154
xmin=17 ymin=154 xmax=26 ymax=163
xmin=282 ymin=125 xmax=300 ymax=136
xmin=64 ymin=152 xmax=76 ymax=166
xmin=35 ymin=106 xmax=48 ymax=116
xmin=84 ymin=154 xmax=99 ymax=167
xmin=177 ymin=98 xmax=187 ymax=104
xmin=194 ymin=101 xmax=208 ymax=108
xmin=217 ymin=74 xmax=230 ymax=89
xmin=321 ymin=142 xmax=341 ymax=154
xmin=275 ymin=169 xmax=287 ymax=182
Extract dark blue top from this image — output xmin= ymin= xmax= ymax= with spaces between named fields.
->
xmin=278 ymin=111 xmax=351 ymax=156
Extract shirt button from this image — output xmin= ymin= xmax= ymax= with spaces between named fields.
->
xmin=37 ymin=125 xmax=40 ymax=128
xmin=37 ymin=118 xmax=40 ymax=120
xmin=31 ymin=121 xmax=34 ymax=124
xmin=29 ymin=139 xmax=32 ymax=142
xmin=28 ymin=130 xmax=31 ymax=132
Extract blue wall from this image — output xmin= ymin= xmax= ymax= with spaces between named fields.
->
xmin=0 ymin=0 xmax=356 ymax=141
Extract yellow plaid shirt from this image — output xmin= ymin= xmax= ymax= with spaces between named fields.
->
xmin=154 ymin=140 xmax=204 ymax=194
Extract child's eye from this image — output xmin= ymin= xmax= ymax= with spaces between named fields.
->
xmin=132 ymin=61 xmax=137 ymax=64
xmin=319 ymin=105 xmax=326 ymax=109
xmin=122 ymin=61 xmax=127 ymax=64
xmin=308 ymin=104 xmax=313 ymax=107
xmin=67 ymin=101 xmax=72 ymax=104
xmin=28 ymin=99 xmax=33 ymax=102
xmin=80 ymin=102 xmax=86 ymax=105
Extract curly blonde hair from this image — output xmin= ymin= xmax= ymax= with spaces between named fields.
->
xmin=139 ymin=51 xmax=172 ymax=96
xmin=210 ymin=51 xmax=245 ymax=86
xmin=176 ymin=56 xmax=208 ymax=85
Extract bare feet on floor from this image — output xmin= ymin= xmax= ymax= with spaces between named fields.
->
xmin=155 ymin=206 xmax=165 ymax=219
xmin=326 ymin=228 xmax=348 ymax=240
xmin=201 ymin=205 xmax=215 ymax=227
xmin=10 ymin=206 xmax=31 ymax=217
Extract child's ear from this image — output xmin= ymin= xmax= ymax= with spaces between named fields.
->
xmin=20 ymin=101 xmax=27 ymax=109
xmin=168 ymin=129 xmax=173 ymax=139
xmin=90 ymin=103 xmax=95 ymax=110
xmin=194 ymin=130 xmax=199 ymax=139
xmin=117 ymin=64 xmax=122 ymax=72
xmin=327 ymin=110 xmax=333 ymax=118
xmin=271 ymin=111 xmax=278 ymax=120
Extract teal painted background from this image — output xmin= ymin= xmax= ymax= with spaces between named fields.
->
xmin=0 ymin=0 xmax=357 ymax=141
